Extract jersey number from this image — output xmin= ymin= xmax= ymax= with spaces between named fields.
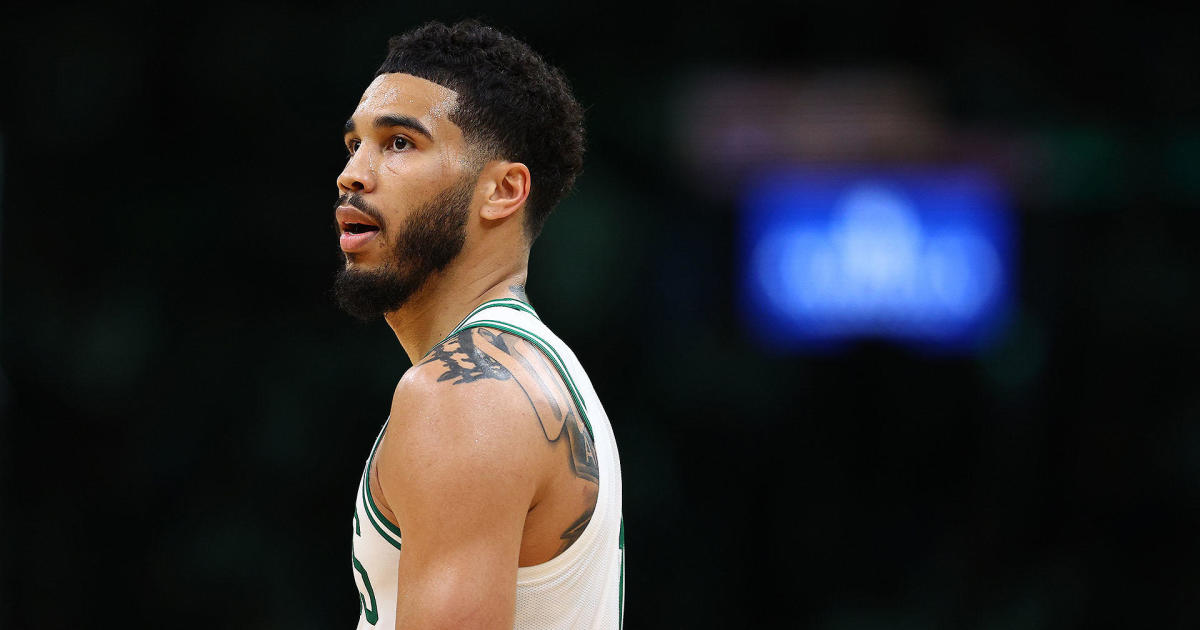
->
xmin=353 ymin=507 xmax=380 ymax=625
xmin=353 ymin=554 xmax=379 ymax=624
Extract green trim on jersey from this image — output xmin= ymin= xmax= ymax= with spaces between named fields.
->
xmin=619 ymin=517 xmax=625 ymax=629
xmin=360 ymin=424 xmax=403 ymax=550
xmin=361 ymin=472 xmax=403 ymax=550
xmin=456 ymin=319 xmax=594 ymax=440
xmin=460 ymin=297 xmax=538 ymax=322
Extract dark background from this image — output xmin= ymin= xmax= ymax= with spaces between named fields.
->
xmin=2 ymin=2 xmax=1198 ymax=628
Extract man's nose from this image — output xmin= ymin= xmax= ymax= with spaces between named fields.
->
xmin=337 ymin=150 xmax=376 ymax=194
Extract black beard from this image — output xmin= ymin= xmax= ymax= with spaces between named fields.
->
xmin=333 ymin=176 xmax=475 ymax=321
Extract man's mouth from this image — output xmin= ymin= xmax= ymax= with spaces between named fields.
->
xmin=343 ymin=222 xmax=379 ymax=235
xmin=336 ymin=205 xmax=382 ymax=253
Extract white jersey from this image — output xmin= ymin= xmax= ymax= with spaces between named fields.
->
xmin=351 ymin=298 xmax=625 ymax=629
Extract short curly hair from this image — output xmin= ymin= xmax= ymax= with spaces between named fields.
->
xmin=375 ymin=20 xmax=585 ymax=241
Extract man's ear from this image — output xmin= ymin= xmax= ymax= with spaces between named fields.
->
xmin=479 ymin=161 xmax=531 ymax=221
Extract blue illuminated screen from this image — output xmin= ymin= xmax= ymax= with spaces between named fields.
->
xmin=740 ymin=168 xmax=1014 ymax=351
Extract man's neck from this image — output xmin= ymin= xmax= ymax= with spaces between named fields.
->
xmin=383 ymin=259 xmax=529 ymax=365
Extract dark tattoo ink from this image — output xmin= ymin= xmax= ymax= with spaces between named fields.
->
xmin=558 ymin=502 xmax=596 ymax=554
xmin=509 ymin=284 xmax=529 ymax=303
xmin=423 ymin=329 xmax=513 ymax=385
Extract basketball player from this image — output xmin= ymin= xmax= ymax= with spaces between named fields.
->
xmin=332 ymin=21 xmax=624 ymax=629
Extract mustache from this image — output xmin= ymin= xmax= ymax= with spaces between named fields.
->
xmin=334 ymin=193 xmax=388 ymax=230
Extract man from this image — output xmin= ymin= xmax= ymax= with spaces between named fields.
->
xmin=333 ymin=21 xmax=624 ymax=629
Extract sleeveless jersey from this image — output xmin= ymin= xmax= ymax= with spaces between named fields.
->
xmin=351 ymin=298 xmax=625 ymax=629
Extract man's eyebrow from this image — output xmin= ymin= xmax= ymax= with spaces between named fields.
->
xmin=342 ymin=115 xmax=434 ymax=141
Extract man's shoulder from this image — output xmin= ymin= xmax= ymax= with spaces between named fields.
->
xmin=373 ymin=330 xmax=546 ymax=547
xmin=409 ymin=326 xmax=522 ymax=387
xmin=388 ymin=326 xmax=545 ymax=440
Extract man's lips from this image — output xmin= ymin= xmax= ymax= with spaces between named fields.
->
xmin=336 ymin=205 xmax=381 ymax=253
xmin=336 ymin=206 xmax=380 ymax=232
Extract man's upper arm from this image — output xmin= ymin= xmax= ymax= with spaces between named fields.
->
xmin=375 ymin=330 xmax=545 ymax=629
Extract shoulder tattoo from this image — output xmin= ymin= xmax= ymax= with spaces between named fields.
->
xmin=418 ymin=328 xmax=599 ymax=485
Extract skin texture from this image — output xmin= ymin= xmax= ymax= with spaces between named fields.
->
xmin=337 ymin=73 xmax=599 ymax=629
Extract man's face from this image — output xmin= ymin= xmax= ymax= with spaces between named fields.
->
xmin=333 ymin=73 xmax=479 ymax=319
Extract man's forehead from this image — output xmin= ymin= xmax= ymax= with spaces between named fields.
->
xmin=353 ymin=73 xmax=459 ymax=125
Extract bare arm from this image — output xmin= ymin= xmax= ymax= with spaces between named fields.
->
xmin=374 ymin=329 xmax=550 ymax=629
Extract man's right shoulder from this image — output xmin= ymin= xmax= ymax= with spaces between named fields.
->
xmin=408 ymin=327 xmax=515 ymax=386
xmin=397 ymin=328 xmax=511 ymax=396
xmin=372 ymin=327 xmax=545 ymax=551
xmin=389 ymin=327 xmax=531 ymax=427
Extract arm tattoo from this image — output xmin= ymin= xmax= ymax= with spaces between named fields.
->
xmin=418 ymin=328 xmax=600 ymax=547
xmin=558 ymin=503 xmax=596 ymax=555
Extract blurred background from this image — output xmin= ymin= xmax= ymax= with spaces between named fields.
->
xmin=1 ymin=2 xmax=1198 ymax=628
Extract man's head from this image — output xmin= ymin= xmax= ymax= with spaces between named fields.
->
xmin=333 ymin=20 xmax=585 ymax=320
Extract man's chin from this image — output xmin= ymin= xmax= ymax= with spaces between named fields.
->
xmin=342 ymin=256 xmax=401 ymax=282
xmin=342 ymin=251 xmax=377 ymax=267
xmin=333 ymin=264 xmax=422 ymax=321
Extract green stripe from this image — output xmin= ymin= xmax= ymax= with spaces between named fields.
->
xmin=457 ymin=319 xmax=594 ymax=440
xmin=361 ymin=472 xmax=403 ymax=550
xmin=364 ymin=435 xmax=403 ymax=540
xmin=455 ymin=298 xmax=538 ymax=328
xmin=619 ymin=517 xmax=625 ymax=629
xmin=360 ymin=424 xmax=403 ymax=549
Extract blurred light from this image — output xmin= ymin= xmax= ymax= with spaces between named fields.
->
xmin=676 ymin=71 xmax=946 ymax=198
xmin=740 ymin=168 xmax=1014 ymax=353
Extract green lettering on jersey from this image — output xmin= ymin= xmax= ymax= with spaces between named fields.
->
xmin=352 ymin=554 xmax=379 ymax=624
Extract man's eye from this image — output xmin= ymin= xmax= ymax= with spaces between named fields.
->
xmin=390 ymin=136 xmax=410 ymax=151
xmin=346 ymin=139 xmax=360 ymax=157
